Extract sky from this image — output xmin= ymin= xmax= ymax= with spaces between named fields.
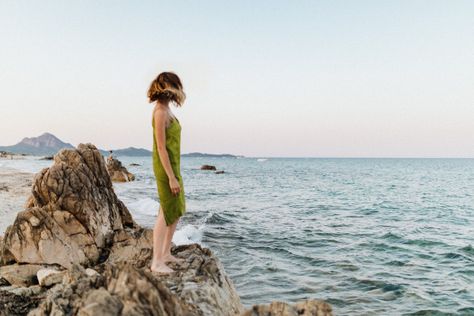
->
xmin=0 ymin=1 xmax=473 ymax=157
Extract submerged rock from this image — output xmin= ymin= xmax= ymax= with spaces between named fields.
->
xmin=106 ymin=156 xmax=135 ymax=182
xmin=242 ymin=300 xmax=333 ymax=316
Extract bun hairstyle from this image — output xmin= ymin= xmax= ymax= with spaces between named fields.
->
xmin=147 ymin=72 xmax=186 ymax=106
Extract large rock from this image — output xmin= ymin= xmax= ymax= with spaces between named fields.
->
xmin=108 ymin=242 xmax=243 ymax=315
xmin=0 ymin=264 xmax=43 ymax=286
xmin=26 ymin=244 xmax=243 ymax=316
xmin=241 ymin=300 xmax=333 ymax=316
xmin=106 ymin=157 xmax=135 ymax=182
xmin=0 ymin=143 xmax=136 ymax=268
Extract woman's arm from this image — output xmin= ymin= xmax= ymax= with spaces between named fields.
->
xmin=154 ymin=109 xmax=181 ymax=196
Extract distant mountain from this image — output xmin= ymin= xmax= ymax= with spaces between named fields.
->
xmin=0 ymin=132 xmax=74 ymax=156
xmin=182 ymin=152 xmax=243 ymax=158
xmin=0 ymin=133 xmax=152 ymax=157
xmin=0 ymin=134 xmax=241 ymax=158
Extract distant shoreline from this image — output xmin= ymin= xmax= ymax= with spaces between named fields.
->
xmin=2 ymin=150 xmax=473 ymax=160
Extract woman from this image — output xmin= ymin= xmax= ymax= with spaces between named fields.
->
xmin=148 ymin=72 xmax=186 ymax=274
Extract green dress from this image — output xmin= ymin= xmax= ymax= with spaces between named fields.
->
xmin=152 ymin=115 xmax=186 ymax=226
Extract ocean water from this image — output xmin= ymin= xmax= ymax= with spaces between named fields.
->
xmin=2 ymin=156 xmax=474 ymax=315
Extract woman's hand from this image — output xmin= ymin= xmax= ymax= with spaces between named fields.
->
xmin=169 ymin=177 xmax=181 ymax=196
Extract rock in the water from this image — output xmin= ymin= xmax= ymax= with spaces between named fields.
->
xmin=201 ymin=164 xmax=217 ymax=170
xmin=0 ymin=264 xmax=43 ymax=286
xmin=0 ymin=143 xmax=136 ymax=268
xmin=215 ymin=170 xmax=225 ymax=174
xmin=129 ymin=163 xmax=141 ymax=166
xmin=37 ymin=268 xmax=66 ymax=287
xmin=106 ymin=156 xmax=135 ymax=182
xmin=241 ymin=299 xmax=333 ymax=316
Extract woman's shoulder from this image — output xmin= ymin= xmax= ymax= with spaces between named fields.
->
xmin=153 ymin=107 xmax=175 ymax=128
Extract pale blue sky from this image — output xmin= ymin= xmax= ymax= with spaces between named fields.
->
xmin=1 ymin=1 xmax=473 ymax=157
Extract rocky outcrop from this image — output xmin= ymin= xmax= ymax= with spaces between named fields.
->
xmin=0 ymin=143 xmax=248 ymax=316
xmin=1 ymin=144 xmax=136 ymax=269
xmin=106 ymin=157 xmax=135 ymax=182
xmin=242 ymin=300 xmax=333 ymax=316
xmin=0 ymin=242 xmax=245 ymax=316
xmin=201 ymin=164 xmax=217 ymax=171
xmin=0 ymin=143 xmax=331 ymax=316
xmin=24 ymin=243 xmax=243 ymax=316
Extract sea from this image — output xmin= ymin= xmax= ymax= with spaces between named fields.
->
xmin=1 ymin=156 xmax=474 ymax=315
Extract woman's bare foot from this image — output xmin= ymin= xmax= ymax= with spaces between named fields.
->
xmin=164 ymin=254 xmax=184 ymax=264
xmin=150 ymin=261 xmax=174 ymax=274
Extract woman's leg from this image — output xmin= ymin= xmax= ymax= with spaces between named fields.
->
xmin=150 ymin=206 xmax=174 ymax=273
xmin=163 ymin=217 xmax=182 ymax=262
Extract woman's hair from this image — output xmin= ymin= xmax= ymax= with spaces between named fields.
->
xmin=147 ymin=72 xmax=186 ymax=106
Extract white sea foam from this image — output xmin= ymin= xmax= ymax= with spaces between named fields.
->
xmin=123 ymin=197 xmax=204 ymax=245
xmin=126 ymin=197 xmax=160 ymax=216
xmin=173 ymin=224 xmax=204 ymax=245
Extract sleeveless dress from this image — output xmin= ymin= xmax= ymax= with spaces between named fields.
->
xmin=152 ymin=115 xmax=186 ymax=226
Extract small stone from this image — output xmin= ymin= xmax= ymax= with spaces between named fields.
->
xmin=29 ymin=216 xmax=40 ymax=226
xmin=85 ymin=268 xmax=99 ymax=277
xmin=37 ymin=268 xmax=66 ymax=287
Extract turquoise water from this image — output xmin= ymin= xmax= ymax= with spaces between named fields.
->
xmin=3 ymin=157 xmax=474 ymax=315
